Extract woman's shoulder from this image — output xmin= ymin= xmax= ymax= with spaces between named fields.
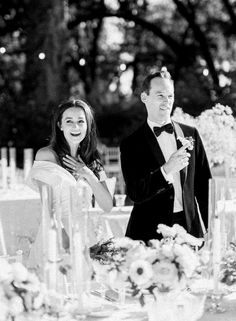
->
xmin=35 ymin=146 xmax=58 ymax=163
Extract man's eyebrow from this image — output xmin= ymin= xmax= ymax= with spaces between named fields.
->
xmin=154 ymin=91 xmax=173 ymax=94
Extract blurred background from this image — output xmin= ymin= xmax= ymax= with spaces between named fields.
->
xmin=0 ymin=0 xmax=236 ymax=165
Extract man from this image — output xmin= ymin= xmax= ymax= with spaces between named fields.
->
xmin=120 ymin=68 xmax=211 ymax=243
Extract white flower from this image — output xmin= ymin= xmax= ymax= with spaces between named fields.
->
xmin=0 ymin=299 xmax=9 ymax=321
xmin=157 ymin=224 xmax=176 ymax=238
xmin=152 ymin=260 xmax=179 ymax=288
xmin=0 ymin=258 xmax=13 ymax=282
xmin=9 ymin=296 xmax=24 ymax=316
xmin=149 ymin=239 xmax=161 ymax=250
xmin=113 ymin=237 xmax=139 ymax=248
xmin=11 ymin=262 xmax=28 ymax=283
xmin=177 ymin=136 xmax=195 ymax=150
xmin=172 ymin=224 xmax=187 ymax=236
xmin=129 ymin=259 xmax=153 ymax=286
xmin=174 ymin=244 xmax=199 ymax=277
xmin=198 ymin=250 xmax=210 ymax=265
xmin=161 ymin=244 xmax=175 ymax=260
xmin=33 ymin=291 xmax=44 ymax=310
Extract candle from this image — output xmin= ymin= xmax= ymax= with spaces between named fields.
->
xmin=9 ymin=147 xmax=16 ymax=187
xmin=48 ymin=221 xmax=58 ymax=291
xmin=0 ymin=218 xmax=7 ymax=256
xmin=1 ymin=147 xmax=8 ymax=189
xmin=212 ymin=216 xmax=221 ymax=292
xmin=73 ymin=225 xmax=84 ymax=310
xmin=23 ymin=148 xmax=33 ymax=180
xmin=41 ymin=184 xmax=50 ymax=282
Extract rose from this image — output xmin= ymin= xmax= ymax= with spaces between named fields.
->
xmin=8 ymin=296 xmax=24 ymax=316
xmin=152 ymin=260 xmax=179 ymax=289
xmin=11 ymin=262 xmax=28 ymax=283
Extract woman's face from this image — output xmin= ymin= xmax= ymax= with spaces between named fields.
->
xmin=59 ymin=107 xmax=87 ymax=146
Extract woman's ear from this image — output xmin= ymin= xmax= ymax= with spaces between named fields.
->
xmin=57 ymin=121 xmax=63 ymax=131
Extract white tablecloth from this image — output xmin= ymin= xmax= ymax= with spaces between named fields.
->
xmin=0 ymin=186 xmax=131 ymax=260
xmin=76 ymin=291 xmax=236 ymax=321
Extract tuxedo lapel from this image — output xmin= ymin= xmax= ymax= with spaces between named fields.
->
xmin=143 ymin=123 xmax=166 ymax=166
xmin=172 ymin=121 xmax=187 ymax=185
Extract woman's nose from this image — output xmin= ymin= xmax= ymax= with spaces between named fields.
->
xmin=72 ymin=122 xmax=79 ymax=128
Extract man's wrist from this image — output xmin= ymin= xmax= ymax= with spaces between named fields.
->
xmin=161 ymin=166 xmax=174 ymax=184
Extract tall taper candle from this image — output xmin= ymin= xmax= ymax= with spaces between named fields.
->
xmin=48 ymin=220 xmax=58 ymax=291
xmin=212 ymin=215 xmax=221 ymax=292
xmin=9 ymin=147 xmax=16 ymax=187
xmin=0 ymin=218 xmax=7 ymax=256
xmin=73 ymin=224 xmax=84 ymax=310
xmin=1 ymin=147 xmax=8 ymax=189
xmin=23 ymin=148 xmax=33 ymax=180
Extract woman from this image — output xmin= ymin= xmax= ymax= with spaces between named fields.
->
xmin=27 ymin=99 xmax=113 ymax=273
xmin=35 ymin=99 xmax=113 ymax=212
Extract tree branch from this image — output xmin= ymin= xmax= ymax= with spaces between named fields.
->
xmin=172 ymin=0 xmax=220 ymax=88
xmin=68 ymin=8 xmax=185 ymax=57
xmin=221 ymin=0 xmax=236 ymax=31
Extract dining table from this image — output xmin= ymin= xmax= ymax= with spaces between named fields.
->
xmin=0 ymin=185 xmax=131 ymax=261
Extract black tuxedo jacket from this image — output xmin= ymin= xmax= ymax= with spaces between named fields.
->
xmin=120 ymin=121 xmax=212 ymax=243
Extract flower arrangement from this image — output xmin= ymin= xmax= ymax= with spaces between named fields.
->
xmin=173 ymin=104 xmax=236 ymax=170
xmin=0 ymin=258 xmax=81 ymax=321
xmin=92 ymin=224 xmax=209 ymax=306
xmin=220 ymin=242 xmax=236 ymax=287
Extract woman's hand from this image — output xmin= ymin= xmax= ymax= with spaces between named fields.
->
xmin=62 ymin=155 xmax=90 ymax=179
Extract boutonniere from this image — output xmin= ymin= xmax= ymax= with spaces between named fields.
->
xmin=177 ymin=136 xmax=195 ymax=150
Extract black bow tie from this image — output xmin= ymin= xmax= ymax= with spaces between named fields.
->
xmin=153 ymin=123 xmax=174 ymax=137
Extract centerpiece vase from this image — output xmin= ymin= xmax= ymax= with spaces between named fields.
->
xmin=146 ymin=290 xmax=206 ymax=321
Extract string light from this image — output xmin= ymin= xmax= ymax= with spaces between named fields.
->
xmin=0 ymin=47 xmax=6 ymax=54
xmin=120 ymin=63 xmax=126 ymax=71
xmin=203 ymin=68 xmax=209 ymax=76
xmin=79 ymin=58 xmax=86 ymax=66
xmin=38 ymin=52 xmax=46 ymax=60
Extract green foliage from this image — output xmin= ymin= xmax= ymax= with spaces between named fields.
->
xmin=1 ymin=0 xmax=236 ymax=149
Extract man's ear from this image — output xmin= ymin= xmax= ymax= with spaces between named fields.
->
xmin=140 ymin=92 xmax=147 ymax=103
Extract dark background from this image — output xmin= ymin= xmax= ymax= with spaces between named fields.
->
xmin=1 ymin=0 xmax=236 ymax=163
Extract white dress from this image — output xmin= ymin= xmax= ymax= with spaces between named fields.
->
xmin=26 ymin=160 xmax=107 ymax=274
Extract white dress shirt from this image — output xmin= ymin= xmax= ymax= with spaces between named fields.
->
xmin=147 ymin=119 xmax=183 ymax=213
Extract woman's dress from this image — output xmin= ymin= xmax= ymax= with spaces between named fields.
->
xmin=26 ymin=161 xmax=107 ymax=274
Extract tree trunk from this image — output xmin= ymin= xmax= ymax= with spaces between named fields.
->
xmin=22 ymin=0 xmax=69 ymax=108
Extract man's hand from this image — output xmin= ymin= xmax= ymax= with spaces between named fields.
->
xmin=163 ymin=143 xmax=191 ymax=175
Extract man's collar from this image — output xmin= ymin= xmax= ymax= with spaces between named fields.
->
xmin=147 ymin=118 xmax=172 ymax=130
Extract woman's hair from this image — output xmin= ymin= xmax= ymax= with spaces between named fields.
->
xmin=50 ymin=99 xmax=103 ymax=178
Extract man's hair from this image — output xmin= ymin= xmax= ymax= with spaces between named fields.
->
xmin=141 ymin=68 xmax=173 ymax=94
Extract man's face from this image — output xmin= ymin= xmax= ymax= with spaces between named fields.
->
xmin=141 ymin=77 xmax=174 ymax=124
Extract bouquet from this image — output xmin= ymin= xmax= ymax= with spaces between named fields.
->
xmin=92 ymin=224 xmax=209 ymax=306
